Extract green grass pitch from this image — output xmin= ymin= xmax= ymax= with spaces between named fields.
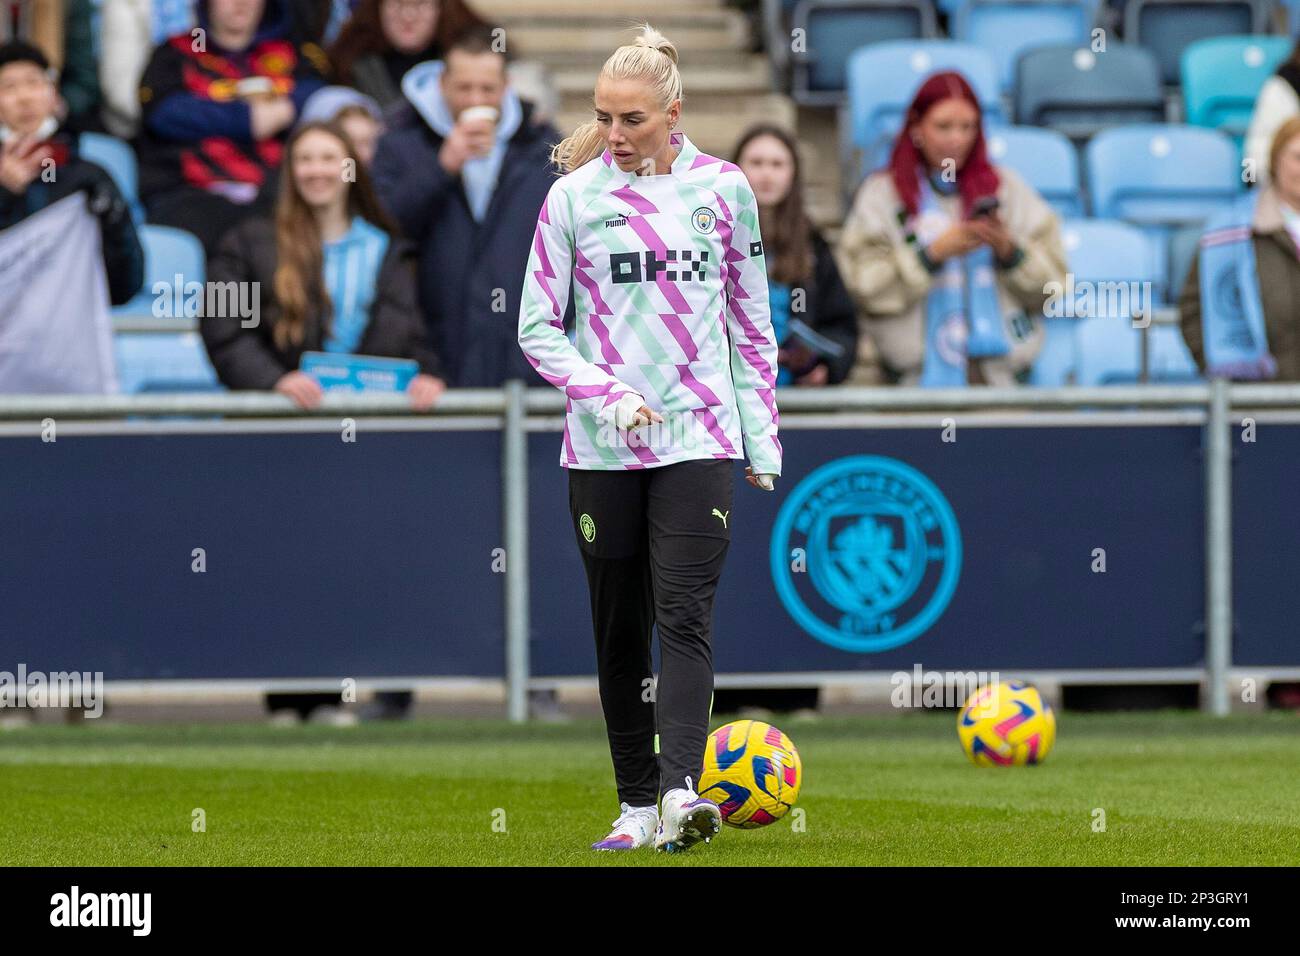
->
xmin=1 ymin=710 xmax=1297 ymax=866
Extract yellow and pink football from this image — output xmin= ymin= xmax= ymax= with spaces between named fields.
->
xmin=698 ymin=720 xmax=802 ymax=828
xmin=957 ymin=680 xmax=1056 ymax=767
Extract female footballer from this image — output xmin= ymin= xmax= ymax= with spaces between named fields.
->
xmin=517 ymin=24 xmax=782 ymax=853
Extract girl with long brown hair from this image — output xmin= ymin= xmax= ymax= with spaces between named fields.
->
xmin=732 ymin=123 xmax=858 ymax=386
xmin=202 ymin=120 xmax=446 ymax=408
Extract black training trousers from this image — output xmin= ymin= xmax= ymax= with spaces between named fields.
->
xmin=567 ymin=457 xmax=734 ymax=806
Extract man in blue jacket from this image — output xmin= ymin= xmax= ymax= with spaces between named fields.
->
xmin=371 ymin=25 xmax=563 ymax=388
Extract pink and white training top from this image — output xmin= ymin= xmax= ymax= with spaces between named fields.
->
xmin=517 ymin=130 xmax=782 ymax=474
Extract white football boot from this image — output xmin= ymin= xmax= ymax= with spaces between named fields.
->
xmin=654 ymin=776 xmax=721 ymax=853
xmin=591 ymin=802 xmax=659 ymax=851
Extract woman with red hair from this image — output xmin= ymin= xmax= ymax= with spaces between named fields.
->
xmin=838 ymin=71 xmax=1066 ymax=386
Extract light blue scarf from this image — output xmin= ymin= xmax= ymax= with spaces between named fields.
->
xmin=916 ymin=174 xmax=1008 ymax=387
xmin=768 ymin=280 xmax=794 ymax=386
xmin=1198 ymin=189 xmax=1276 ymax=380
xmin=321 ymin=216 xmax=389 ymax=354
xmin=401 ymin=60 xmax=523 ymax=223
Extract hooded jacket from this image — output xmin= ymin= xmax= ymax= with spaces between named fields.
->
xmin=371 ymin=60 xmax=563 ymax=388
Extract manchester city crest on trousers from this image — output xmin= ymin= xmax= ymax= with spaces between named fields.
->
xmin=769 ymin=455 xmax=962 ymax=652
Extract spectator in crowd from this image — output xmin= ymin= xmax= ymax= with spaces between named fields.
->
xmin=328 ymin=0 xmax=483 ymax=108
xmin=3 ymin=0 xmax=104 ymax=132
xmin=136 ymin=0 xmax=327 ymax=254
xmin=100 ymin=0 xmax=199 ymax=138
xmin=733 ymin=123 xmax=857 ymax=386
xmin=1180 ymin=117 xmax=1300 ymax=381
xmin=1245 ymin=38 xmax=1300 ymax=184
xmin=371 ymin=25 xmax=559 ymax=387
xmin=298 ymin=84 xmax=382 ymax=165
xmin=328 ymin=0 xmax=557 ymax=123
xmin=838 ymin=71 xmax=1066 ymax=386
xmin=0 ymin=39 xmax=143 ymax=304
xmin=202 ymin=120 xmax=445 ymax=408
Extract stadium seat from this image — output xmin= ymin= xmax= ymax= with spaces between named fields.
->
xmin=1145 ymin=323 xmax=1201 ymax=382
xmin=950 ymin=0 xmax=1094 ymax=93
xmin=1075 ymin=319 xmax=1201 ymax=384
xmin=1181 ymin=35 xmax=1292 ymax=142
xmin=1058 ymin=218 xmax=1199 ymax=385
xmin=1027 ymin=312 xmax=1079 ymax=387
xmin=984 ymin=125 xmax=1083 ymax=217
xmin=113 ymin=225 xmax=219 ymax=393
xmin=1086 ymin=124 xmax=1242 ymax=302
xmin=937 ymin=0 xmax=1100 ymax=12
xmin=844 ymin=40 xmax=1003 ymax=182
xmin=1123 ymin=0 xmax=1272 ymax=85
xmin=1032 ymin=218 xmax=1158 ymax=386
xmin=1086 ymin=125 xmax=1241 ymax=224
xmin=790 ymin=0 xmax=939 ymax=105
xmin=79 ymin=131 xmax=144 ymax=224
xmin=1014 ymin=44 xmax=1165 ymax=140
xmin=113 ymin=225 xmax=206 ymax=318
xmin=114 ymin=334 xmax=222 ymax=394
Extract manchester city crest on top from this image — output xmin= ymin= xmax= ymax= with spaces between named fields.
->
xmin=769 ymin=455 xmax=962 ymax=652
xmin=692 ymin=206 xmax=717 ymax=234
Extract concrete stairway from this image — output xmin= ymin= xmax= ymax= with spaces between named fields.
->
xmin=475 ymin=4 xmax=812 ymax=182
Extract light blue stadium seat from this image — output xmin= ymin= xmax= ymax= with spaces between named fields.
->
xmin=1145 ymin=323 xmax=1201 ymax=382
xmin=1064 ymin=216 xmax=1200 ymax=384
xmin=985 ymin=125 xmax=1083 ymax=217
xmin=1182 ymin=35 xmax=1291 ymax=141
xmin=1032 ymin=218 xmax=1157 ymax=386
xmin=1076 ymin=319 xmax=1201 ymax=384
xmin=939 ymin=0 xmax=1100 ymax=12
xmin=113 ymin=225 xmax=219 ymax=393
xmin=791 ymin=0 xmax=939 ymax=105
xmin=1085 ymin=124 xmax=1241 ymax=303
xmin=114 ymin=225 xmax=206 ymax=317
xmin=1027 ymin=313 xmax=1079 ymax=387
xmin=1123 ymin=0 xmax=1271 ymax=85
xmin=114 ymin=334 xmax=221 ymax=394
xmin=79 ymin=131 xmax=143 ymax=224
xmin=951 ymin=0 xmax=1094 ymax=93
xmin=845 ymin=40 xmax=1003 ymax=181
xmin=1014 ymin=44 xmax=1165 ymax=140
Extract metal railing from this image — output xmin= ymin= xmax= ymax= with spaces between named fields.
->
xmin=6 ymin=379 xmax=1297 ymax=718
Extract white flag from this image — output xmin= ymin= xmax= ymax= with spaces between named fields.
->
xmin=0 ymin=192 xmax=119 ymax=394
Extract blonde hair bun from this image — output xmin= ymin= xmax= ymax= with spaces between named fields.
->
xmin=631 ymin=25 xmax=679 ymax=66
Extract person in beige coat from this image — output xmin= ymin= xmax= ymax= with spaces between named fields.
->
xmin=838 ymin=71 xmax=1067 ymax=386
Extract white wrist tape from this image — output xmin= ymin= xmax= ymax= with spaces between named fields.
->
xmin=611 ymin=391 xmax=648 ymax=429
